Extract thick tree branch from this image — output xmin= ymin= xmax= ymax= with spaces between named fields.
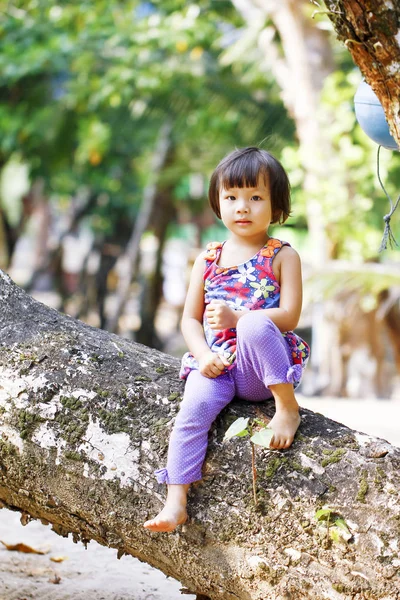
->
xmin=323 ymin=0 xmax=400 ymax=145
xmin=0 ymin=270 xmax=399 ymax=599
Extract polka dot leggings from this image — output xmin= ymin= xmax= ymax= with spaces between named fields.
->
xmin=155 ymin=312 xmax=302 ymax=485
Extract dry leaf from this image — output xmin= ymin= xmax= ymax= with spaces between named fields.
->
xmin=50 ymin=556 xmax=68 ymax=563
xmin=0 ymin=540 xmax=48 ymax=555
xmin=20 ymin=512 xmax=32 ymax=527
xmin=49 ymin=574 xmax=61 ymax=584
xmin=27 ymin=567 xmax=52 ymax=577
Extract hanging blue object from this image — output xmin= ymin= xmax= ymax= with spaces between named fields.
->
xmin=354 ymin=81 xmax=399 ymax=151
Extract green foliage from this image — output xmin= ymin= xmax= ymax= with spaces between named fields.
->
xmin=0 ymin=0 xmax=292 ymax=240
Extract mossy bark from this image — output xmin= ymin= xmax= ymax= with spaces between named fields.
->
xmin=324 ymin=0 xmax=400 ymax=145
xmin=0 ymin=270 xmax=400 ymax=600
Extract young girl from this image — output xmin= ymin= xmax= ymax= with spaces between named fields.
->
xmin=144 ymin=147 xmax=310 ymax=533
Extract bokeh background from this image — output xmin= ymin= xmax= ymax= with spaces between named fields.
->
xmin=0 ymin=1 xmax=399 ymax=596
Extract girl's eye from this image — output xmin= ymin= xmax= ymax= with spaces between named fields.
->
xmin=252 ymin=195 xmax=262 ymax=201
xmin=226 ymin=195 xmax=236 ymax=201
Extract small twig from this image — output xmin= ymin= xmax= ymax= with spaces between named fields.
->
xmin=344 ymin=39 xmax=366 ymax=48
xmin=326 ymin=512 xmax=331 ymax=541
xmin=251 ymin=442 xmax=257 ymax=506
xmin=377 ymin=145 xmax=400 ymax=251
xmin=312 ymin=9 xmax=343 ymax=18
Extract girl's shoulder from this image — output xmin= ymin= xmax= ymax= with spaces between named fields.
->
xmin=265 ymin=240 xmax=300 ymax=284
xmin=270 ymin=241 xmax=300 ymax=271
xmin=204 ymin=241 xmax=224 ymax=262
xmin=259 ymin=238 xmax=292 ymax=259
xmin=262 ymin=239 xmax=300 ymax=272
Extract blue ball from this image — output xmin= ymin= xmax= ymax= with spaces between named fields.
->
xmin=354 ymin=81 xmax=399 ymax=151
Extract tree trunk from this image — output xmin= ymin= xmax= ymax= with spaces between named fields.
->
xmin=233 ymin=0 xmax=335 ymax=264
xmin=105 ymin=121 xmax=173 ymax=334
xmin=136 ymin=188 xmax=177 ymax=349
xmin=25 ymin=189 xmax=98 ymax=295
xmin=324 ymin=0 xmax=400 ymax=145
xmin=0 ymin=209 xmax=9 ymax=270
xmin=0 ymin=270 xmax=399 ymax=600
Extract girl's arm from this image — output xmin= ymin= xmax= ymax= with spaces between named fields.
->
xmin=207 ymin=247 xmax=302 ymax=333
xmin=181 ymin=252 xmax=210 ymax=359
xmin=181 ymin=253 xmax=230 ymax=377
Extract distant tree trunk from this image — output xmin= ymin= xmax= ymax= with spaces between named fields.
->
xmin=25 ymin=190 xmax=98 ymax=294
xmin=231 ymin=0 xmax=345 ymax=395
xmin=136 ymin=188 xmax=177 ymax=349
xmin=106 ymin=121 xmax=173 ymax=334
xmin=0 ymin=177 xmax=38 ymax=270
xmin=380 ymin=289 xmax=400 ymax=374
xmin=324 ymin=0 xmax=400 ymax=145
xmin=233 ymin=0 xmax=335 ymax=264
xmin=0 ymin=209 xmax=9 ymax=269
xmin=1 ymin=271 xmax=400 ymax=600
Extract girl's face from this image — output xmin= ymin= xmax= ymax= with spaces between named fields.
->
xmin=218 ymin=175 xmax=273 ymax=241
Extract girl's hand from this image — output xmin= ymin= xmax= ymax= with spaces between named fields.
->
xmin=198 ymin=350 xmax=231 ymax=378
xmin=205 ymin=300 xmax=239 ymax=330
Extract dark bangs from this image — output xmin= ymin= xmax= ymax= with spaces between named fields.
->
xmin=208 ymin=147 xmax=291 ymax=224
xmin=218 ymin=151 xmax=269 ymax=192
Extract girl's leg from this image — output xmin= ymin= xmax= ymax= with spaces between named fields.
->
xmin=235 ymin=311 xmax=301 ymax=450
xmin=144 ymin=370 xmax=235 ymax=532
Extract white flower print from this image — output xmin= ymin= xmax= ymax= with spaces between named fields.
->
xmin=231 ymin=262 xmax=257 ymax=284
xmin=227 ymin=297 xmax=244 ymax=310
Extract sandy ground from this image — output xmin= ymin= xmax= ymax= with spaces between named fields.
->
xmin=0 ymin=509 xmax=195 ymax=600
xmin=298 ymin=394 xmax=400 ymax=448
xmin=0 ymin=396 xmax=399 ymax=599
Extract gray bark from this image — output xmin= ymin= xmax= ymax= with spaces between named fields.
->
xmin=0 ymin=270 xmax=400 ymax=600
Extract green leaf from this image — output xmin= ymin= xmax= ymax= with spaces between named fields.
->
xmin=223 ymin=417 xmax=250 ymax=441
xmin=250 ymin=427 xmax=274 ymax=448
xmin=334 ymin=518 xmax=350 ymax=534
xmin=235 ymin=429 xmax=249 ymax=437
xmin=315 ymin=508 xmax=332 ymax=521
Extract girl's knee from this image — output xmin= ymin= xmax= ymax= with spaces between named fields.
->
xmin=174 ymin=396 xmax=227 ymax=435
xmin=179 ymin=374 xmax=235 ymax=424
xmin=237 ymin=311 xmax=277 ymax=341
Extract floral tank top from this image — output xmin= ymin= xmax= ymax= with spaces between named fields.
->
xmin=180 ymin=238 xmax=310 ymax=387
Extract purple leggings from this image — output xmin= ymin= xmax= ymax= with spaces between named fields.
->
xmin=155 ymin=312 xmax=301 ymax=485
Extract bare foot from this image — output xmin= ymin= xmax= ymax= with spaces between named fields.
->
xmin=268 ymin=408 xmax=301 ymax=450
xmin=143 ymin=505 xmax=188 ymax=532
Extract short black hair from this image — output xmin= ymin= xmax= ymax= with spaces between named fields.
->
xmin=208 ymin=147 xmax=291 ymax=224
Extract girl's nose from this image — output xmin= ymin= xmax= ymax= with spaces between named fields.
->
xmin=236 ymin=198 xmax=249 ymax=212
